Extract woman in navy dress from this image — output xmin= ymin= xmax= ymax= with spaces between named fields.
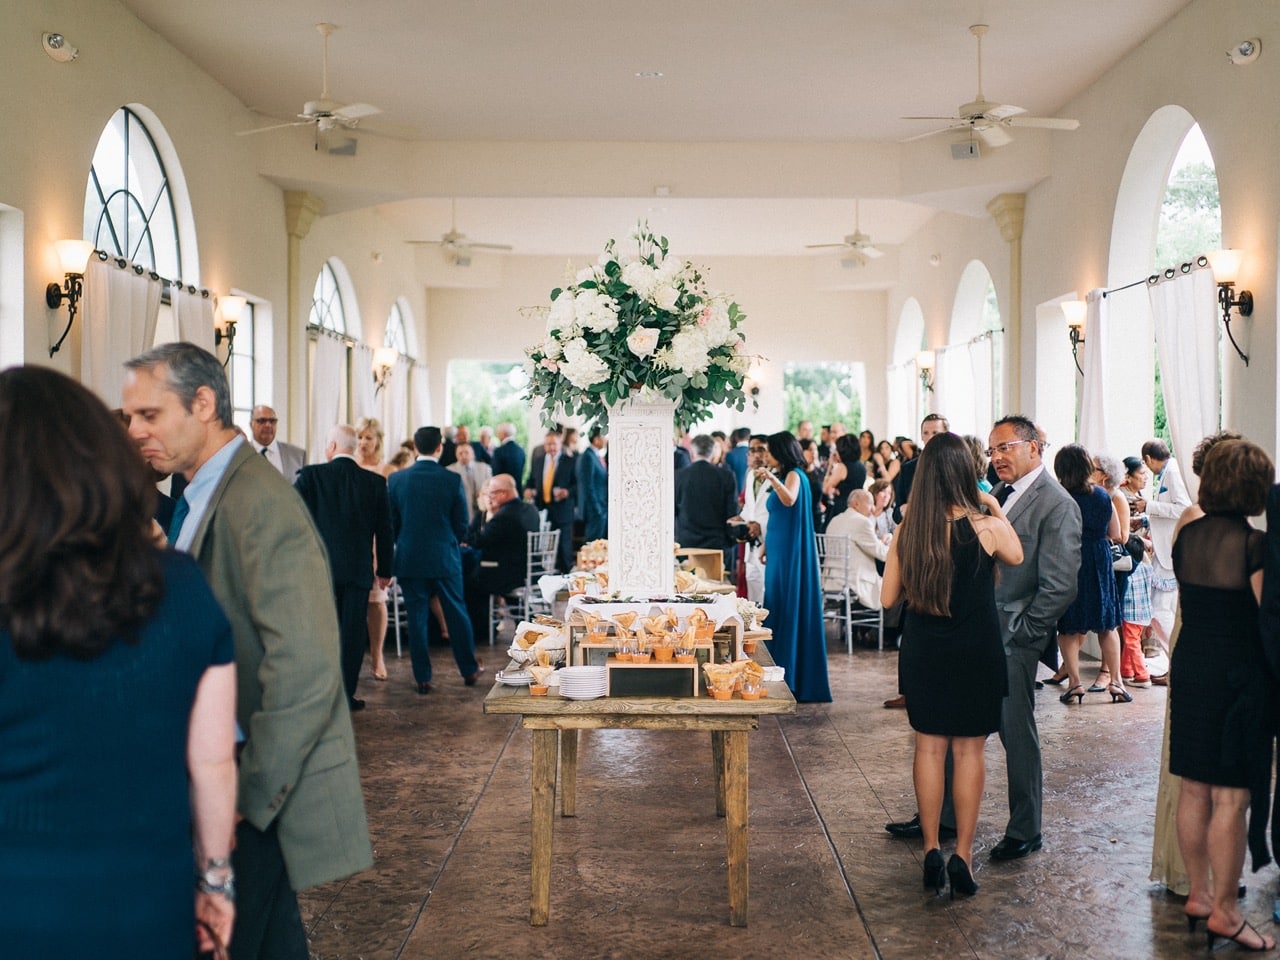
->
xmin=760 ymin=431 xmax=830 ymax=702
xmin=0 ymin=368 xmax=238 ymax=958
xmin=882 ymin=432 xmax=1022 ymax=898
xmin=1053 ymin=444 xmax=1125 ymax=704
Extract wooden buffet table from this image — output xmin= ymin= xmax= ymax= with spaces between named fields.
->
xmin=483 ymin=641 xmax=795 ymax=927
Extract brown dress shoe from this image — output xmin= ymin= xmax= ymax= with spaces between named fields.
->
xmin=465 ymin=660 xmax=486 ymax=686
xmin=883 ymin=694 xmax=906 ymax=709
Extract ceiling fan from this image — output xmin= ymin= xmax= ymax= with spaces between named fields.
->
xmin=237 ymin=23 xmax=381 ymax=141
xmin=901 ymin=24 xmax=1080 ymax=149
xmin=407 ymin=200 xmax=513 ymax=265
xmin=804 ymin=200 xmax=885 ymax=263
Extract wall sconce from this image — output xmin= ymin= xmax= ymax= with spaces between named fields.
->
xmin=916 ymin=350 xmax=935 ymax=392
xmin=1206 ymin=249 xmax=1252 ymax=365
xmin=215 ymin=295 xmax=247 ymax=365
xmin=46 ymin=239 xmax=95 ymax=357
xmin=1062 ymin=299 xmax=1087 ymax=375
xmin=373 ymin=346 xmax=399 ymax=394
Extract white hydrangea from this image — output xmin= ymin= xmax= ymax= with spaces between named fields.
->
xmin=560 ymin=337 xmax=610 ymax=388
xmin=547 ymin=293 xmax=576 ymax=334
xmin=573 ymin=288 xmax=620 ymax=333
xmin=658 ymin=326 xmax=712 ymax=377
xmin=621 ymin=261 xmax=659 ymax=301
xmin=650 ymin=280 xmax=680 ymax=311
xmin=700 ymin=298 xmax=735 ymax=347
xmin=540 ymin=336 xmax=563 ymax=360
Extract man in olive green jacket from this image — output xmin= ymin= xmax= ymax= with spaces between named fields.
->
xmin=123 ymin=343 xmax=371 ymax=960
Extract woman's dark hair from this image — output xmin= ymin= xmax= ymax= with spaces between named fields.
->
xmin=896 ymin=432 xmax=981 ymax=617
xmin=899 ymin=438 xmax=918 ymax=460
xmin=766 ymin=431 xmax=806 ymax=478
xmin=835 ymin=433 xmax=860 ymax=466
xmin=1122 ymin=455 xmax=1144 ymax=478
xmin=1054 ymin=444 xmax=1095 ymax=496
xmin=1191 ymin=430 xmax=1243 ymax=477
xmin=859 ymin=430 xmax=875 ymax=455
xmin=0 ymin=367 xmax=162 ymax=660
xmin=877 ymin=439 xmax=895 ymax=458
xmin=1198 ymin=439 xmax=1273 ymax=516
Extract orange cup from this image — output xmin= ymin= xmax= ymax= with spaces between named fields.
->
xmin=710 ymin=687 xmax=733 ymax=701
xmin=675 ymin=653 xmax=696 ymax=663
xmin=529 ymin=684 xmax=549 ymax=696
xmin=653 ymin=646 xmax=674 ymax=662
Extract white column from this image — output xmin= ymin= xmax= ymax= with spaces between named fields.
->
xmin=606 ymin=397 xmax=676 ymax=598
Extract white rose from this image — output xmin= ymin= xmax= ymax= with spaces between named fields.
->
xmin=651 ymin=281 xmax=680 ymax=312
xmin=626 ymin=327 xmax=660 ymax=358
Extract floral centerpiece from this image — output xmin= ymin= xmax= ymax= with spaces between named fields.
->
xmin=523 ymin=223 xmax=753 ymax=432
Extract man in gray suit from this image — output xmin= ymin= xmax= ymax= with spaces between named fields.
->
xmin=985 ymin=414 xmax=1081 ymax=860
xmin=885 ymin=415 xmax=1080 ymax=860
xmin=250 ymin=404 xmax=306 ymax=482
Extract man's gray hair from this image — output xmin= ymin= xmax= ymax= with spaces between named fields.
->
xmin=329 ymin=424 xmax=358 ymax=453
xmin=690 ymin=434 xmax=716 ymax=459
xmin=848 ymin=488 xmax=873 ymax=510
xmin=124 ymin=342 xmax=233 ymax=428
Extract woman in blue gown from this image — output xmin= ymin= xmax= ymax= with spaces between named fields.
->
xmin=0 ymin=367 xmax=238 ymax=958
xmin=760 ymin=431 xmax=830 ymax=702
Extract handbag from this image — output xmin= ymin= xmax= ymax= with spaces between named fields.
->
xmin=1110 ymin=541 xmax=1133 ymax=573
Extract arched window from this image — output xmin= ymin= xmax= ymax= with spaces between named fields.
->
xmin=939 ymin=262 xmax=1001 ymax=436
xmin=83 ymin=107 xmax=182 ymax=277
xmin=309 ymin=261 xmax=347 ymax=334
xmin=385 ymin=300 xmax=408 ymax=354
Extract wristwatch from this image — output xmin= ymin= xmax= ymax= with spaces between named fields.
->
xmin=197 ymin=857 xmax=236 ymax=902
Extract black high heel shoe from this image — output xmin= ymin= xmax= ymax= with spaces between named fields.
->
xmin=1059 ymin=684 xmax=1085 ymax=705
xmin=1185 ymin=912 xmax=1210 ymax=932
xmin=946 ymin=854 xmax=978 ymax=899
xmin=1042 ymin=674 xmax=1067 ymax=686
xmin=922 ymin=848 xmax=946 ymax=895
xmin=1108 ymin=683 xmax=1133 ymax=704
xmin=1206 ymin=919 xmax=1274 ymax=951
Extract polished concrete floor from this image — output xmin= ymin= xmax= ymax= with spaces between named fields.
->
xmin=297 ymin=629 xmax=1276 ymax=959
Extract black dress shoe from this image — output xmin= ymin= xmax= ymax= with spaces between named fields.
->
xmin=989 ymin=834 xmax=1043 ymax=861
xmin=884 ymin=813 xmax=957 ymax=841
xmin=348 ymin=698 xmax=366 ymax=712
xmin=464 ymin=660 xmax=486 ymax=687
xmin=416 ymin=682 xmax=432 ymax=695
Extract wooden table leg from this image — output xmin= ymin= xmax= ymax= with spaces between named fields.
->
xmin=711 ymin=730 xmax=726 ymax=817
xmin=723 ymin=729 xmax=749 ymax=927
xmin=530 ymin=728 xmax=557 ymax=925
xmin=560 ymin=728 xmax=578 ymax=817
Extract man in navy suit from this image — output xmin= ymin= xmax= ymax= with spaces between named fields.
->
xmin=524 ymin=429 xmax=577 ymax=572
xmin=491 ymin=422 xmax=526 ymax=491
xmin=464 ymin=473 xmax=541 ymax=642
xmin=388 ymin=426 xmax=483 ymax=694
xmin=577 ymin=426 xmax=609 ymax=541
xmin=294 ymin=424 xmax=393 ymax=711
xmin=724 ymin=427 xmax=751 ymax=491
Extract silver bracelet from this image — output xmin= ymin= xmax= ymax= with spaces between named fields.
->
xmin=197 ymin=857 xmax=236 ymax=902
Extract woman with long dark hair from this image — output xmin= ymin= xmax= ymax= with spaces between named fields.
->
xmin=823 ymin=434 xmax=868 ymax=529
xmin=882 ymin=432 xmax=1021 ymax=898
xmin=0 ymin=368 xmax=237 ymax=956
xmin=1052 ymin=444 xmax=1125 ymax=705
xmin=759 ymin=431 xmax=830 ymax=702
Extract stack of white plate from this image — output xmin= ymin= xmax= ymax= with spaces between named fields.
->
xmin=557 ymin=666 xmax=608 ymax=700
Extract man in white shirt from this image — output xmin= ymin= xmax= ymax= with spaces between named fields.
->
xmin=1133 ymin=438 xmax=1190 ymax=650
xmin=822 ymin=489 xmax=888 ymax=608
xmin=250 ymin=404 xmax=306 ymax=482
xmin=447 ymin=440 xmax=493 ymax=522
xmin=738 ymin=435 xmax=772 ymax=603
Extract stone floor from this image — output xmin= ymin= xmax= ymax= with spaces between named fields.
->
xmin=297 ymin=630 xmax=1276 ymax=959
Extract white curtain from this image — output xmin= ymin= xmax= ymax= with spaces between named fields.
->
xmin=308 ymin=335 xmax=346 ymax=463
xmin=1077 ymin=289 xmax=1111 ymax=454
xmin=350 ymin=343 xmax=377 ymax=422
xmin=965 ymin=337 xmax=994 ymax=437
xmin=385 ymin=357 xmax=413 ymax=447
xmin=934 ymin=344 xmax=971 ymax=433
xmin=173 ymin=285 xmax=215 ymax=353
xmin=80 ymin=256 xmax=162 ymax=406
xmin=409 ymin=361 xmax=432 ymax=432
xmin=1148 ymin=266 xmax=1219 ymax=498
xmin=885 ymin=362 xmax=915 ymax=442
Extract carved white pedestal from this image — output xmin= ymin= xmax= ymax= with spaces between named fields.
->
xmin=607 ymin=397 xmax=676 ymax=598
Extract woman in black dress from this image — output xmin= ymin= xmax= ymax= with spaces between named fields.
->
xmin=822 ymin=434 xmax=868 ymax=529
xmin=882 ymin=432 xmax=1021 ymax=899
xmin=1171 ymin=439 xmax=1275 ymax=951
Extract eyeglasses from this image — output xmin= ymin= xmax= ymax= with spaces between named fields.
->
xmin=252 ymin=417 xmax=278 ymax=425
xmin=985 ymin=439 xmax=1031 ymax=458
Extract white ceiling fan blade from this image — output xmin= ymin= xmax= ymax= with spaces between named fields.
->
xmin=469 ymin=242 xmax=514 ymax=251
xmin=335 ymin=102 xmax=381 ymax=120
xmin=1006 ymin=116 xmax=1081 ymax=131
xmin=405 ymin=239 xmax=446 ymax=245
xmin=804 ymin=242 xmax=850 ymax=250
xmin=858 ymin=245 xmax=885 ymax=260
xmin=983 ymin=103 xmax=1026 ymax=121
xmin=237 ymin=119 xmax=312 ymax=136
xmin=975 ymin=123 xmax=1013 ymax=148
xmin=899 ymin=124 xmax=963 ymax=143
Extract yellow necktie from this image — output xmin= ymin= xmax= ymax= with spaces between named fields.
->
xmin=543 ymin=455 xmax=554 ymax=502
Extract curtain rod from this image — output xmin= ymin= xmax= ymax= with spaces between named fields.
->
xmin=1101 ymin=254 xmax=1210 ymax=298
xmin=306 ymin=323 xmax=358 ymax=349
xmin=91 ymin=249 xmax=211 ymax=298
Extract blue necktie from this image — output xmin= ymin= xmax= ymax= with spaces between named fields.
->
xmin=167 ymin=493 xmax=190 ymax=546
